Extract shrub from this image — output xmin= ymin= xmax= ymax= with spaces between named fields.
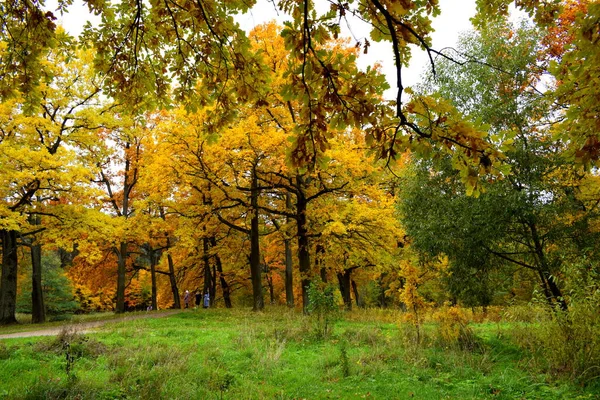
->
xmin=510 ymin=298 xmax=600 ymax=385
xmin=307 ymin=282 xmax=339 ymax=339
xmin=433 ymin=304 xmax=480 ymax=351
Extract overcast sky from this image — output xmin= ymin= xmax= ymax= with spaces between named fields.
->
xmin=47 ymin=0 xmax=478 ymax=99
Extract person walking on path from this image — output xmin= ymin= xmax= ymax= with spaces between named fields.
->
xmin=203 ymin=292 xmax=210 ymax=309
xmin=184 ymin=290 xmax=190 ymax=308
xmin=194 ymin=290 xmax=201 ymax=309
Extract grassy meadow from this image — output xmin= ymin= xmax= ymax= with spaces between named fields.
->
xmin=0 ymin=307 xmax=598 ymax=399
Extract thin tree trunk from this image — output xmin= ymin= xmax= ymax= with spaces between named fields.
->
xmin=115 ymin=242 xmax=127 ymax=313
xmin=29 ymin=214 xmax=45 ymax=323
xmin=378 ymin=275 xmax=387 ymax=308
xmin=337 ymin=270 xmax=352 ymax=311
xmin=31 ymin=242 xmax=45 ymax=323
xmin=150 ymin=249 xmax=158 ymax=310
xmin=351 ymin=279 xmax=362 ymax=308
xmin=213 ymin=248 xmax=232 ymax=308
xmin=161 ymin=209 xmax=181 ymax=309
xmin=0 ymin=230 xmax=19 ymax=325
xmin=284 ymin=193 xmax=294 ymax=308
xmin=202 ymin=238 xmax=212 ymax=300
xmin=530 ymin=221 xmax=567 ymax=311
xmin=266 ymin=272 xmax=275 ymax=305
xmin=296 ymin=176 xmax=311 ymax=313
xmin=211 ymin=264 xmax=217 ymax=307
xmin=537 ymin=269 xmax=554 ymax=308
xmin=250 ymin=167 xmax=264 ymax=311
xmin=543 ymin=270 xmax=568 ymax=311
xmin=166 ymin=252 xmax=181 ymax=309
xmin=316 ymin=244 xmax=327 ymax=283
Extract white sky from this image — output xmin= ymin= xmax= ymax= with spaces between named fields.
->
xmin=48 ymin=0 xmax=478 ymax=100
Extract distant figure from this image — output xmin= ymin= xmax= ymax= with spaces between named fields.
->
xmin=146 ymin=305 xmax=152 ymax=311
xmin=184 ymin=290 xmax=190 ymax=308
xmin=194 ymin=290 xmax=201 ymax=309
xmin=203 ymin=292 xmax=210 ymax=309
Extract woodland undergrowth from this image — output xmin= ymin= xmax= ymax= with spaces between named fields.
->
xmin=0 ymin=306 xmax=597 ymax=399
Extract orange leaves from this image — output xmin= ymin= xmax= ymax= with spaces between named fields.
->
xmin=542 ymin=0 xmax=589 ymax=59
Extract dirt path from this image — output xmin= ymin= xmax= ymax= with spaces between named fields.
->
xmin=0 ymin=310 xmax=182 ymax=340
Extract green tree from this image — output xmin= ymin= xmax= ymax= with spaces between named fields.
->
xmin=17 ymin=252 xmax=78 ymax=316
xmin=399 ymin=21 xmax=599 ymax=310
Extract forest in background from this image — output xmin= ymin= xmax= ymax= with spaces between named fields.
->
xmin=1 ymin=0 xmax=599 ymax=386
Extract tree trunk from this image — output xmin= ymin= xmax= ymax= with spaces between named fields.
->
xmin=284 ymin=237 xmax=294 ymax=308
xmin=31 ymin=242 xmax=45 ymax=323
xmin=202 ymin=237 xmax=212 ymax=301
xmin=250 ymin=167 xmax=264 ymax=311
xmin=284 ymin=193 xmax=294 ymax=308
xmin=351 ymin=279 xmax=362 ymax=308
xmin=266 ymin=272 xmax=275 ymax=305
xmin=166 ymin=252 xmax=181 ymax=309
xmin=316 ymin=244 xmax=327 ymax=283
xmin=150 ymin=249 xmax=158 ymax=311
xmin=115 ymin=242 xmax=127 ymax=313
xmin=296 ymin=179 xmax=311 ymax=313
xmin=0 ymin=230 xmax=19 ymax=325
xmin=29 ymin=214 xmax=45 ymax=323
xmin=530 ymin=221 xmax=567 ymax=311
xmin=537 ymin=270 xmax=554 ymax=308
xmin=213 ymin=245 xmax=232 ymax=308
xmin=337 ymin=270 xmax=352 ymax=311
xmin=210 ymin=264 xmax=217 ymax=306
xmin=378 ymin=275 xmax=387 ymax=308
xmin=543 ymin=270 xmax=568 ymax=311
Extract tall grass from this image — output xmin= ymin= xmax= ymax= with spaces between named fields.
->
xmin=0 ymin=306 xmax=596 ymax=399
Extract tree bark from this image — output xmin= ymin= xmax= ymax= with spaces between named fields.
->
xmin=266 ymin=271 xmax=275 ymax=305
xmin=543 ymin=270 xmax=567 ymax=311
xmin=211 ymin=264 xmax=217 ymax=306
xmin=166 ymin=252 xmax=181 ymax=309
xmin=115 ymin=242 xmax=127 ymax=313
xmin=337 ymin=270 xmax=352 ymax=311
xmin=211 ymin=238 xmax=232 ymax=308
xmin=284 ymin=237 xmax=294 ymax=308
xmin=530 ymin=221 xmax=567 ymax=311
xmin=30 ymin=242 xmax=45 ymax=323
xmin=296 ymin=176 xmax=311 ymax=313
xmin=202 ymin=238 xmax=212 ymax=302
xmin=316 ymin=244 xmax=327 ymax=283
xmin=378 ymin=275 xmax=387 ymax=308
xmin=150 ymin=249 xmax=158 ymax=310
xmin=250 ymin=167 xmax=264 ymax=311
xmin=29 ymin=214 xmax=45 ymax=323
xmin=161 ymin=210 xmax=181 ymax=309
xmin=351 ymin=279 xmax=362 ymax=308
xmin=284 ymin=193 xmax=294 ymax=308
xmin=0 ymin=230 xmax=19 ymax=325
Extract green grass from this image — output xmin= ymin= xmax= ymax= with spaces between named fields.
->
xmin=0 ymin=307 xmax=598 ymax=399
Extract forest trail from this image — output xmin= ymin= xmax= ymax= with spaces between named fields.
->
xmin=0 ymin=310 xmax=182 ymax=340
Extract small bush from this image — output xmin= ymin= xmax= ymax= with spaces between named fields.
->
xmin=34 ymin=328 xmax=106 ymax=360
xmin=207 ymin=369 xmax=235 ymax=399
xmin=307 ymin=282 xmax=340 ymax=339
xmin=339 ymin=340 xmax=350 ymax=377
xmin=502 ymin=303 xmax=550 ymax=323
xmin=0 ymin=342 xmax=11 ymax=360
xmin=510 ymin=299 xmax=600 ymax=385
xmin=433 ymin=304 xmax=480 ymax=351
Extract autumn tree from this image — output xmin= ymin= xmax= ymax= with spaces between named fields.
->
xmin=0 ymin=33 xmax=108 ymax=324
